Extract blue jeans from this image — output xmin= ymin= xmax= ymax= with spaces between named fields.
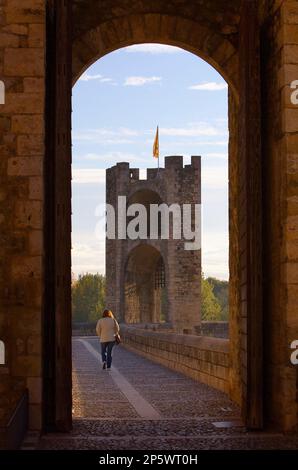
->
xmin=101 ymin=341 xmax=115 ymax=368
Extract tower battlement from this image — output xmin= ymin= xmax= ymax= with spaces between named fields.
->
xmin=106 ymin=155 xmax=201 ymax=186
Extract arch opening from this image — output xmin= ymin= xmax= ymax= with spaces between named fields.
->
xmin=72 ymin=13 xmax=239 ymax=100
xmin=124 ymin=245 xmax=167 ymax=325
xmin=44 ymin=0 xmax=267 ymax=434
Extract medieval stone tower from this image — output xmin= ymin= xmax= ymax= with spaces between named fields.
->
xmin=105 ymin=156 xmax=201 ymax=334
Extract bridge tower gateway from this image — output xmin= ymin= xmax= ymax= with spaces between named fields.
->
xmin=105 ymin=156 xmax=202 ymax=334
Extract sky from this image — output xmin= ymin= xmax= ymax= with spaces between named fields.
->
xmin=71 ymin=44 xmax=229 ymax=280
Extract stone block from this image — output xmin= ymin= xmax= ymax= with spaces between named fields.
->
xmin=144 ymin=13 xmax=161 ymax=38
xmin=128 ymin=14 xmax=146 ymax=41
xmin=283 ymin=108 xmax=298 ymax=133
xmin=28 ymin=23 xmax=44 ymax=47
xmin=5 ymin=0 xmax=45 ymax=24
xmin=284 ymin=45 xmax=298 ymax=64
xmin=284 ymin=2 xmax=298 ymax=24
xmin=279 ymin=64 xmax=298 ymax=88
xmin=4 ymin=48 xmax=44 ymax=77
xmin=14 ymin=201 xmax=42 ymax=229
xmin=284 ymin=24 xmax=298 ymax=43
xmin=111 ymin=16 xmax=131 ymax=43
xmin=2 ymin=24 xmax=28 ymax=35
xmin=286 ymin=284 xmax=298 ymax=318
xmin=282 ymin=84 xmax=298 ymax=109
xmin=11 ymin=256 xmax=42 ymax=279
xmin=286 ymin=262 xmax=298 ymax=284
xmin=27 ymin=335 xmax=41 ymax=355
xmin=0 ymin=32 xmax=19 ymax=47
xmin=285 ymin=134 xmax=298 ymax=154
xmin=11 ymin=355 xmax=41 ymax=377
xmin=0 ymin=116 xmax=11 ymax=134
xmin=23 ymin=78 xmax=44 ymax=93
xmin=29 ymin=230 xmax=43 ymax=256
xmin=16 ymin=338 xmax=25 ymax=355
xmin=27 ymin=377 xmax=41 ymax=404
xmin=2 ymin=93 xmax=43 ymax=114
xmin=29 ymin=176 xmax=43 ymax=200
xmin=286 ymin=239 xmax=298 ymax=260
xmin=98 ymin=21 xmax=118 ymax=49
xmin=7 ymin=157 xmax=42 ymax=177
xmin=10 ymin=307 xmax=41 ymax=336
xmin=0 ymin=189 xmax=6 ymax=202
xmin=17 ymin=134 xmax=44 ymax=156
xmin=12 ymin=115 xmax=43 ymax=135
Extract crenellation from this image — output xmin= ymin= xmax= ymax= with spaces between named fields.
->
xmin=129 ymin=168 xmax=139 ymax=180
xmin=164 ymin=155 xmax=183 ymax=169
xmin=146 ymin=168 xmax=159 ymax=179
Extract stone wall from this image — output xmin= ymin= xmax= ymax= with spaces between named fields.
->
xmin=0 ymin=0 xmax=45 ymax=431
xmin=260 ymin=0 xmax=298 ymax=432
xmin=227 ymin=90 xmax=242 ymax=407
xmin=196 ymin=321 xmax=229 ymax=339
xmin=121 ymin=325 xmax=230 ymax=394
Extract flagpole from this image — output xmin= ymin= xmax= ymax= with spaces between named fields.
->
xmin=153 ymin=125 xmax=160 ymax=172
xmin=157 ymin=125 xmax=159 ymax=172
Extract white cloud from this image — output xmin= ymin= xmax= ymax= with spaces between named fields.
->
xmin=202 ymin=165 xmax=228 ymax=189
xmin=82 ymin=151 xmax=148 ymax=165
xmin=79 ymin=73 xmax=103 ymax=81
xmin=124 ymin=76 xmax=162 ymax=86
xmin=189 ymin=82 xmax=228 ymax=91
xmin=72 ymin=169 xmax=106 ymax=184
xmin=122 ymin=44 xmax=182 ymax=54
xmin=72 ymin=127 xmax=139 ymax=144
xmin=201 ymin=232 xmax=229 ymax=280
xmin=73 ymin=123 xmax=228 ymax=145
xmin=145 ymin=139 xmax=228 ymax=147
xmin=205 ymin=153 xmax=228 ymax=159
xmin=118 ymin=127 xmax=139 ymax=136
xmin=154 ymin=122 xmax=227 ymax=137
xmin=79 ymin=73 xmax=116 ymax=84
xmin=72 ymin=233 xmax=105 ymax=276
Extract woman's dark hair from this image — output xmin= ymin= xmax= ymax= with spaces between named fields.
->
xmin=103 ymin=309 xmax=113 ymax=318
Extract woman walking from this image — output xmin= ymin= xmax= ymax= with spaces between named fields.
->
xmin=96 ymin=309 xmax=120 ymax=370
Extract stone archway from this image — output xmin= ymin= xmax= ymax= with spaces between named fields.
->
xmin=44 ymin=0 xmax=264 ymax=432
xmin=124 ymin=245 xmax=167 ymax=325
xmin=72 ymin=13 xmax=239 ymax=96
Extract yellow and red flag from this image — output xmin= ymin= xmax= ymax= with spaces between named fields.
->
xmin=153 ymin=126 xmax=159 ymax=159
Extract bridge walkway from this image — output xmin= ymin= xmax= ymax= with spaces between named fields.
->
xmin=38 ymin=337 xmax=298 ymax=450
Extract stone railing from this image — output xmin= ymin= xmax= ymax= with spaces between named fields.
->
xmin=120 ymin=325 xmax=230 ymax=394
xmin=196 ymin=321 xmax=229 ymax=339
xmin=72 ymin=322 xmax=97 ymax=336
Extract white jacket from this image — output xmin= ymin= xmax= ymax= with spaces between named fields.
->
xmin=96 ymin=317 xmax=120 ymax=343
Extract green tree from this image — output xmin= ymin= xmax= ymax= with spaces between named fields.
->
xmin=72 ymin=273 xmax=106 ymax=323
xmin=207 ymin=277 xmax=229 ymax=320
xmin=201 ymin=275 xmax=222 ymax=320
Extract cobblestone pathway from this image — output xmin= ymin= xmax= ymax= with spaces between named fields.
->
xmin=38 ymin=337 xmax=298 ymax=450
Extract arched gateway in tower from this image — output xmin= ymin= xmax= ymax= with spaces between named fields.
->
xmin=105 ymin=156 xmax=202 ymax=334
